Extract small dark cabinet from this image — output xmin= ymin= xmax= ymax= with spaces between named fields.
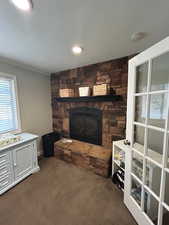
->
xmin=42 ymin=132 xmax=60 ymax=157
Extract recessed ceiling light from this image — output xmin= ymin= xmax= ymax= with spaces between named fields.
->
xmin=11 ymin=0 xmax=33 ymax=11
xmin=131 ymin=32 xmax=147 ymax=41
xmin=72 ymin=46 xmax=83 ymax=55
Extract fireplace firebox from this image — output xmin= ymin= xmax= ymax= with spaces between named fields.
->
xmin=69 ymin=107 xmax=102 ymax=145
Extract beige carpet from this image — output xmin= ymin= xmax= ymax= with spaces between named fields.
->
xmin=0 ymin=158 xmax=137 ymax=225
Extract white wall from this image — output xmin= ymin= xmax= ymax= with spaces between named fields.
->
xmin=0 ymin=61 xmax=52 ymax=154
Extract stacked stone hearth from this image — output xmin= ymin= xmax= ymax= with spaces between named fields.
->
xmin=51 ymin=55 xmax=132 ymax=149
xmin=54 ymin=139 xmax=112 ymax=177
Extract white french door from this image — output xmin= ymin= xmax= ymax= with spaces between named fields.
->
xmin=124 ymin=37 xmax=169 ymax=225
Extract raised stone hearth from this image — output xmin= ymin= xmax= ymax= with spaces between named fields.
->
xmin=54 ymin=139 xmax=112 ymax=177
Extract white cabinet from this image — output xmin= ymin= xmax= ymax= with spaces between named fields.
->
xmin=112 ymin=140 xmax=127 ymax=174
xmin=0 ymin=133 xmax=39 ymax=195
xmin=13 ymin=143 xmax=34 ymax=181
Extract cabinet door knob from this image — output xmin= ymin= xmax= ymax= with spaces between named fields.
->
xmin=124 ymin=140 xmax=131 ymax=146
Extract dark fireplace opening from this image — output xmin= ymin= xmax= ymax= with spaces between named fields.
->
xmin=70 ymin=107 xmax=102 ymax=145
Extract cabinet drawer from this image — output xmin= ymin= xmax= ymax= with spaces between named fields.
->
xmin=0 ymin=154 xmax=12 ymax=192
xmin=0 ymin=152 xmax=9 ymax=165
xmin=0 ymin=175 xmax=11 ymax=191
xmin=0 ymin=165 xmax=9 ymax=178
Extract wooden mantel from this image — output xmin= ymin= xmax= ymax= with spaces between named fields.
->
xmin=54 ymin=95 xmax=121 ymax=103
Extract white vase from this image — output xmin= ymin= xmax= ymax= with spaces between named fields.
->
xmin=79 ymin=87 xmax=90 ymax=97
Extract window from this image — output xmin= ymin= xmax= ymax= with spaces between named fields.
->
xmin=0 ymin=74 xmax=21 ymax=134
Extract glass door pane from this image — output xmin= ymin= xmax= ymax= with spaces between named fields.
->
xmin=151 ymin=52 xmax=169 ymax=91
xmin=147 ymin=128 xmax=164 ymax=164
xmin=145 ymin=159 xmax=162 ymax=197
xmin=133 ymin=125 xmax=145 ymax=153
xmin=164 ymin=171 xmax=169 ymax=206
xmin=131 ymin=176 xmax=142 ymax=207
xmin=166 ymin=135 xmax=169 ymax=169
xmin=135 ymin=96 xmax=147 ymax=124
xmin=148 ymin=93 xmax=168 ymax=129
xmin=132 ymin=151 xmax=143 ymax=181
xmin=136 ymin=63 xmax=148 ymax=93
xmin=162 ymin=207 xmax=169 ymax=225
xmin=144 ymin=189 xmax=159 ymax=225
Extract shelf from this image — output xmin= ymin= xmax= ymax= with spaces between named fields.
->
xmin=55 ymin=94 xmax=121 ymax=103
xmin=113 ymin=140 xmax=130 ymax=152
xmin=112 ymin=139 xmax=126 ymax=190
xmin=113 ymin=160 xmax=125 ymax=171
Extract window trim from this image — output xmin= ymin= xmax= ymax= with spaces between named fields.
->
xmin=0 ymin=72 xmax=21 ymax=135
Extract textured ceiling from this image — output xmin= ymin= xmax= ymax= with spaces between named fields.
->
xmin=0 ymin=0 xmax=169 ymax=75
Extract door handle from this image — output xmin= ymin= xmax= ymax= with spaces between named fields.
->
xmin=13 ymin=152 xmax=17 ymax=167
xmin=124 ymin=140 xmax=131 ymax=146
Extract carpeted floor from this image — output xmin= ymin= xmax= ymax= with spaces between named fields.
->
xmin=0 ymin=158 xmax=137 ymax=225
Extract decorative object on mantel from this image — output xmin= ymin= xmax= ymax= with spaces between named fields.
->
xmin=79 ymin=86 xmax=90 ymax=97
xmin=93 ymin=84 xmax=109 ymax=96
xmin=59 ymin=88 xmax=74 ymax=97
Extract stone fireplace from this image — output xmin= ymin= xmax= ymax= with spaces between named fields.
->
xmin=70 ymin=107 xmax=102 ymax=145
xmin=51 ymin=55 xmax=131 ymax=149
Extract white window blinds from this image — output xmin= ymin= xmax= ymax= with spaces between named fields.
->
xmin=0 ymin=77 xmax=19 ymax=134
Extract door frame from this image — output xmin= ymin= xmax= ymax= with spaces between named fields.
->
xmin=124 ymin=37 xmax=169 ymax=225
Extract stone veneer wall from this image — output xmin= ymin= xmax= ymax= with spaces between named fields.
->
xmin=51 ymin=56 xmax=131 ymax=149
